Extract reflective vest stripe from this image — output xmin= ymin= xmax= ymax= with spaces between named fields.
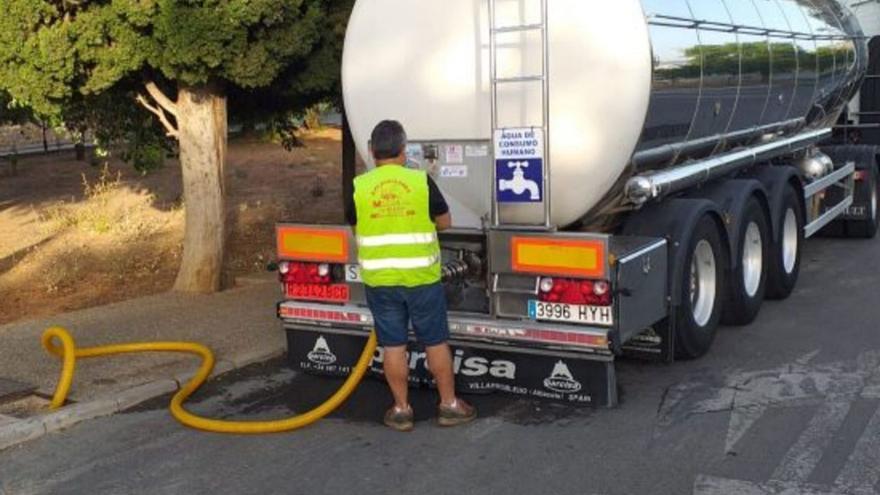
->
xmin=360 ymin=255 xmax=440 ymax=271
xmin=357 ymin=233 xmax=438 ymax=248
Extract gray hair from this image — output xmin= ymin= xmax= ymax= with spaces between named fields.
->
xmin=370 ymin=120 xmax=407 ymax=160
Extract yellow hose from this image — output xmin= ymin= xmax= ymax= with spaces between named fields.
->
xmin=41 ymin=326 xmax=378 ymax=434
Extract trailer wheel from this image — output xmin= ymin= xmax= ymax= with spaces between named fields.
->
xmin=846 ymin=163 xmax=879 ymax=239
xmin=672 ymin=215 xmax=726 ymax=360
xmin=767 ymin=185 xmax=804 ymax=300
xmin=722 ymin=197 xmax=770 ymax=325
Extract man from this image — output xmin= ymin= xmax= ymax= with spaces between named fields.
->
xmin=347 ymin=120 xmax=476 ymax=432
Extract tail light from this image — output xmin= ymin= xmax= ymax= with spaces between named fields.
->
xmin=538 ymin=277 xmax=612 ymax=306
xmin=279 ymin=261 xmax=333 ymax=284
xmin=279 ymin=261 xmax=349 ymax=302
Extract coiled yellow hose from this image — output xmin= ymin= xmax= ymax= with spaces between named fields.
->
xmin=41 ymin=326 xmax=378 ymax=434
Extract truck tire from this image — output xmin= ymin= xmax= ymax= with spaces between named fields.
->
xmin=672 ymin=215 xmax=726 ymax=360
xmin=766 ymin=185 xmax=804 ymax=300
xmin=722 ymin=197 xmax=770 ymax=325
xmin=845 ymin=163 xmax=879 ymax=239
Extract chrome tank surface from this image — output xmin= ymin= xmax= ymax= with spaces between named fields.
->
xmin=634 ymin=0 xmax=866 ymax=173
xmin=341 ymin=0 xmax=866 ymax=228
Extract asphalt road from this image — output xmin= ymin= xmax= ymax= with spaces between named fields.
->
xmin=1 ymin=233 xmax=879 ymax=495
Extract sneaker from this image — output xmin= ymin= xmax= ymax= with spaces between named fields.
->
xmin=384 ymin=405 xmax=414 ymax=432
xmin=437 ymin=398 xmax=477 ymax=427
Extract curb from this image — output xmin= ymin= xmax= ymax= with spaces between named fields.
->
xmin=0 ymin=346 xmax=284 ymax=452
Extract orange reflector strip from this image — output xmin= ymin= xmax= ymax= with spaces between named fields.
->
xmin=511 ymin=237 xmax=606 ymax=279
xmin=277 ymin=226 xmax=349 ymax=263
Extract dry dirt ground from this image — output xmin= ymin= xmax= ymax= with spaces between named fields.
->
xmin=0 ymin=130 xmax=346 ymax=325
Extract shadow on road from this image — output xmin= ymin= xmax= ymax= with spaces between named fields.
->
xmin=128 ymin=358 xmax=595 ymax=428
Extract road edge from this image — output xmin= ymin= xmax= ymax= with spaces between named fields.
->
xmin=0 ymin=346 xmax=284 ymax=452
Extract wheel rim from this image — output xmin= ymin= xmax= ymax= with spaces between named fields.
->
xmin=782 ymin=208 xmax=798 ymax=274
xmin=871 ymin=180 xmax=877 ymax=223
xmin=690 ymin=239 xmax=717 ymax=327
xmin=742 ymin=221 xmax=763 ymax=297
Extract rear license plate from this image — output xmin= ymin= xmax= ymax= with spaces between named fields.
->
xmin=528 ymin=300 xmax=613 ymax=326
xmin=287 ymin=283 xmax=350 ymax=303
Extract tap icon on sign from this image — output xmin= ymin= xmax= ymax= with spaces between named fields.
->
xmin=498 ymin=161 xmax=540 ymax=200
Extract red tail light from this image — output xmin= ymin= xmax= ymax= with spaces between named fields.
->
xmin=279 ymin=261 xmax=332 ymax=284
xmin=538 ymin=277 xmax=612 ymax=306
xmin=279 ymin=261 xmax=348 ymax=302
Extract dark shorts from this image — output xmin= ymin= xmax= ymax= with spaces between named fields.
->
xmin=364 ymin=282 xmax=450 ymax=347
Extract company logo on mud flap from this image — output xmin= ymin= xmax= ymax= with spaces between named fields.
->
xmin=307 ymin=336 xmax=337 ymax=365
xmin=371 ymin=348 xmax=516 ymax=379
xmin=543 ymin=360 xmax=582 ymax=393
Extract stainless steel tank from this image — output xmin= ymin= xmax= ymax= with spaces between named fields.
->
xmin=342 ymin=0 xmax=867 ymax=228
xmin=634 ymin=0 xmax=866 ymax=172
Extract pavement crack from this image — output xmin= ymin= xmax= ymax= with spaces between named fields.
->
xmin=656 ymin=384 xmax=672 ymax=416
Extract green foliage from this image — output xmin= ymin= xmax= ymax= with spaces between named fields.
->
xmin=655 ymin=41 xmax=852 ymax=83
xmin=0 ymin=0 xmax=349 ymax=136
xmin=0 ymin=89 xmax=39 ymax=126
xmin=124 ymin=140 xmax=167 ymax=174
xmin=228 ymin=0 xmax=353 ymax=132
xmin=60 ymin=79 xmax=171 ymax=173
xmin=304 ymin=102 xmax=332 ymax=130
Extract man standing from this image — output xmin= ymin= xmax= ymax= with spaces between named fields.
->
xmin=347 ymin=120 xmax=476 ymax=432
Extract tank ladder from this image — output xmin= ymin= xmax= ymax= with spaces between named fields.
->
xmin=488 ymin=0 xmax=553 ymax=230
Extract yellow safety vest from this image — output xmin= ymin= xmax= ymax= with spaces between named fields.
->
xmin=353 ymin=165 xmax=441 ymax=287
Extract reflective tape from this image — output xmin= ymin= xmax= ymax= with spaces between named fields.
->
xmin=360 ymin=255 xmax=440 ymax=270
xmin=357 ymin=233 xmax=437 ymax=248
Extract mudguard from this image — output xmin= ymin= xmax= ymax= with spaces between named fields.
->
xmin=622 ymin=198 xmax=726 ymax=306
xmin=684 ymin=179 xmax=769 ymax=271
xmin=744 ymin=166 xmax=803 ymax=243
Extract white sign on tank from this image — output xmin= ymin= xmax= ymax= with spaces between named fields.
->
xmin=495 ymin=128 xmax=544 ymax=204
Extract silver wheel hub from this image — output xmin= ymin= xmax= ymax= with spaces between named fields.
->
xmin=742 ymin=221 xmax=763 ymax=297
xmin=782 ymin=208 xmax=798 ymax=275
xmin=690 ymin=239 xmax=717 ymax=327
xmin=871 ymin=182 xmax=877 ymax=223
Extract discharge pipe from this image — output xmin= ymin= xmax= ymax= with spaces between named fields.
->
xmin=41 ymin=326 xmax=377 ymax=434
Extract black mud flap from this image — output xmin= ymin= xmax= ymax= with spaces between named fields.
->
xmin=286 ymin=328 xmax=618 ymax=407
xmin=620 ymin=320 xmax=675 ymax=363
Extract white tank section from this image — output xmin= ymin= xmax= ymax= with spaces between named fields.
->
xmin=342 ymin=0 xmax=652 ymax=227
xmin=342 ymin=0 xmax=864 ymax=228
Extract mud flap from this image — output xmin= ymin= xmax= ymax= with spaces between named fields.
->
xmin=286 ymin=327 xmax=618 ymax=407
xmin=620 ymin=319 xmax=675 ymax=363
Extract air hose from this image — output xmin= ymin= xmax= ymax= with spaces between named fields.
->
xmin=41 ymin=326 xmax=378 ymax=434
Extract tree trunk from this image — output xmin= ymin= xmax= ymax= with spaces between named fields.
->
xmin=173 ymin=84 xmax=227 ymax=293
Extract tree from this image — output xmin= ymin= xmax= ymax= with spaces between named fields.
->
xmin=0 ymin=89 xmax=41 ymax=176
xmin=0 ymin=0 xmax=348 ymax=292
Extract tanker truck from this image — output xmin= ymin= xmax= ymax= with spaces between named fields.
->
xmin=275 ymin=0 xmax=880 ymax=406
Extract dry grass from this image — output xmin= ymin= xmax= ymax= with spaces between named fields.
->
xmin=0 ymin=130 xmax=346 ymax=325
xmin=37 ymin=165 xmax=178 ymax=238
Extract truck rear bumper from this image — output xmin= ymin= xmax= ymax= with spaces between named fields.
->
xmin=278 ymin=300 xmax=618 ymax=406
xmin=278 ymin=300 xmax=614 ymax=357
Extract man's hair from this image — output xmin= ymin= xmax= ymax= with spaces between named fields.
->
xmin=370 ymin=120 xmax=407 ymax=160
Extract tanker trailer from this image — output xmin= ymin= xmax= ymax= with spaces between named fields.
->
xmin=831 ymin=0 xmax=880 ymax=234
xmin=276 ymin=0 xmax=880 ymax=406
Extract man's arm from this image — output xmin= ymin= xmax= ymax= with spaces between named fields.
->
xmin=427 ymin=176 xmax=452 ymax=231
xmin=345 ymin=188 xmax=357 ymax=226
xmin=434 ymin=212 xmax=452 ymax=231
